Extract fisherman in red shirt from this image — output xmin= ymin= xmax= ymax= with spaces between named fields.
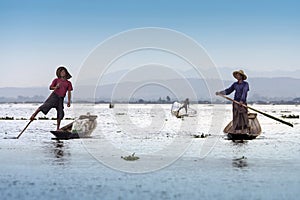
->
xmin=30 ymin=66 xmax=73 ymax=130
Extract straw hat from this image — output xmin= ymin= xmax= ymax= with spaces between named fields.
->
xmin=56 ymin=66 xmax=72 ymax=79
xmin=233 ymin=70 xmax=247 ymax=80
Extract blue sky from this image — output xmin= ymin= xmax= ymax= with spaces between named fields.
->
xmin=0 ymin=0 xmax=299 ymax=87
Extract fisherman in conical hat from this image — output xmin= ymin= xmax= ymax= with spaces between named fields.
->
xmin=30 ymin=66 xmax=73 ymax=130
xmin=216 ymin=70 xmax=249 ymax=134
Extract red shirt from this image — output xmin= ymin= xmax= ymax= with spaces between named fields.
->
xmin=50 ymin=78 xmax=73 ymax=97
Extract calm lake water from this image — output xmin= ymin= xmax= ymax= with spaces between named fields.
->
xmin=0 ymin=103 xmax=299 ymax=199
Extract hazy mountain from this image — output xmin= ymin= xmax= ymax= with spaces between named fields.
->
xmin=1 ymin=67 xmax=299 ymax=102
xmin=183 ymin=67 xmax=300 ymax=80
xmin=1 ymin=77 xmax=299 ymax=102
xmin=113 ymin=77 xmax=300 ymax=101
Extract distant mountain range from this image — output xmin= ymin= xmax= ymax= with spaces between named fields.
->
xmin=1 ymin=76 xmax=299 ymax=103
xmin=76 ymin=67 xmax=300 ymax=85
xmin=1 ymin=67 xmax=299 ymax=102
xmin=185 ymin=67 xmax=300 ymax=80
xmin=77 ymin=77 xmax=300 ymax=102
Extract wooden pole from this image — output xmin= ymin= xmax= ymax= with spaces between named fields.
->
xmin=218 ymin=94 xmax=293 ymax=127
xmin=15 ymin=89 xmax=58 ymax=139
xmin=16 ymin=120 xmax=33 ymax=139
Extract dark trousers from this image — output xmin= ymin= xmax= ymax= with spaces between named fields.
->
xmin=232 ymin=103 xmax=249 ymax=133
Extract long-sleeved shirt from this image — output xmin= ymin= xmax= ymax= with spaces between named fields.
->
xmin=222 ymin=81 xmax=249 ymax=103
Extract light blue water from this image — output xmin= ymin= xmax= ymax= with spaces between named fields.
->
xmin=0 ymin=104 xmax=299 ymax=199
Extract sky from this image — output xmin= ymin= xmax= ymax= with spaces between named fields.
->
xmin=0 ymin=0 xmax=299 ymax=87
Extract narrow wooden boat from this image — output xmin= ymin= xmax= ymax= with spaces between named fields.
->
xmin=224 ymin=113 xmax=262 ymax=140
xmin=50 ymin=114 xmax=97 ymax=140
xmin=50 ymin=122 xmax=80 ymax=140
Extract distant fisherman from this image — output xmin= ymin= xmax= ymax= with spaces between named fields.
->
xmin=177 ymin=98 xmax=189 ymax=115
xmin=30 ymin=66 xmax=73 ymax=131
xmin=216 ymin=70 xmax=249 ymax=134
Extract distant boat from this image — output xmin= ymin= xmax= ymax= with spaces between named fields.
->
xmin=223 ymin=113 xmax=262 ymax=140
xmin=171 ymin=102 xmax=197 ymax=118
xmin=109 ymin=103 xmax=114 ymax=108
xmin=51 ymin=113 xmax=97 ymax=140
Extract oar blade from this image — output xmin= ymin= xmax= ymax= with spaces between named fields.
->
xmin=3 ymin=136 xmax=18 ymax=139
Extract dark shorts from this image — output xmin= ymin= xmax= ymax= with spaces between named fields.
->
xmin=39 ymin=92 xmax=64 ymax=120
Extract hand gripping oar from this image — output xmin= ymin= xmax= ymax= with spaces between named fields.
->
xmin=217 ymin=94 xmax=293 ymax=127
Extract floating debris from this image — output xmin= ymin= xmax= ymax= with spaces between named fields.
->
xmin=233 ymin=156 xmax=247 ymax=161
xmin=121 ymin=153 xmax=139 ymax=161
xmin=232 ymin=156 xmax=248 ymax=168
xmin=16 ymin=117 xmax=27 ymax=120
xmin=14 ymin=116 xmax=75 ymax=120
xmin=281 ymin=114 xmax=299 ymax=119
xmin=116 ymin=113 xmax=126 ymax=115
xmin=65 ymin=117 xmax=75 ymax=120
xmin=38 ymin=116 xmax=49 ymax=120
xmin=280 ymin=110 xmax=292 ymax=113
xmin=193 ymin=133 xmax=211 ymax=138
xmin=0 ymin=116 xmax=14 ymax=120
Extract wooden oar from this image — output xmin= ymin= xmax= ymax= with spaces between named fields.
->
xmin=16 ymin=120 xmax=33 ymax=139
xmin=8 ymin=90 xmax=58 ymax=139
xmin=217 ymin=94 xmax=293 ymax=127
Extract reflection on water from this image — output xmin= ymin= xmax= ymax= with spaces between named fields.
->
xmin=231 ymin=140 xmax=249 ymax=144
xmin=232 ymin=156 xmax=248 ymax=168
xmin=0 ymin=104 xmax=299 ymax=199
xmin=53 ymin=141 xmax=65 ymax=158
xmin=43 ymin=140 xmax=71 ymax=166
xmin=230 ymin=140 xmax=249 ymax=169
